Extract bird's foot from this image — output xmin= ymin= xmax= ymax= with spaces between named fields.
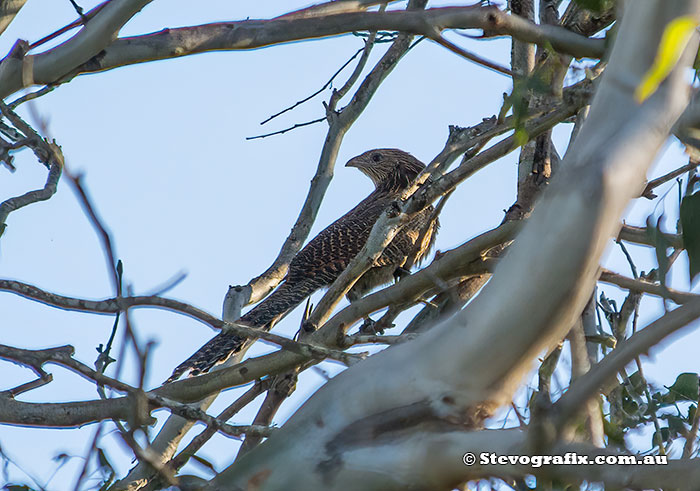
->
xmin=359 ymin=317 xmax=390 ymax=335
xmin=301 ymin=320 xmax=317 ymax=333
xmin=393 ymin=266 xmax=411 ymax=282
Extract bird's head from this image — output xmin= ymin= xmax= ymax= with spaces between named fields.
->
xmin=345 ymin=148 xmax=426 ymax=192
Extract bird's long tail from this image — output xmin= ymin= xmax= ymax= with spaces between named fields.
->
xmin=166 ymin=278 xmax=321 ymax=382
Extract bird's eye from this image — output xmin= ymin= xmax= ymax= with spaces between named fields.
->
xmin=371 ymin=153 xmax=382 ymax=163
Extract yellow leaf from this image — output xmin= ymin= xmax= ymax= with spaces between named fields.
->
xmin=512 ymin=127 xmax=529 ymax=149
xmin=635 ymin=16 xmax=699 ymax=103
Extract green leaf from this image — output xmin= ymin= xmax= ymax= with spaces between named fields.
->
xmin=646 ymin=215 xmax=672 ymax=288
xmin=628 ymin=371 xmax=646 ymax=392
xmin=512 ymin=128 xmax=529 ymax=149
xmin=666 ymin=414 xmax=688 ymax=435
xmin=636 ymin=16 xmax=700 ymax=102
xmin=680 ymin=191 xmax=700 ymax=282
xmin=503 ymin=75 xmax=550 ymax=147
xmin=584 ymin=333 xmax=617 ymax=349
xmin=667 ymin=372 xmax=700 ymax=401
xmin=603 ymin=418 xmax=626 ymax=446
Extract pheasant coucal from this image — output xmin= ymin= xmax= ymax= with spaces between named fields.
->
xmin=167 ymin=148 xmax=438 ymax=381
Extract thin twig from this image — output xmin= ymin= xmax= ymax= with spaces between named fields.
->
xmin=68 ymin=0 xmax=87 ymax=21
xmin=642 ymin=160 xmax=700 ymax=199
xmin=169 ymin=380 xmax=270 ymax=472
xmin=510 ymin=402 xmax=528 ymax=427
xmin=236 ymin=371 xmax=298 ymax=458
xmin=0 ymin=279 xmax=360 ymax=365
xmin=29 ymin=1 xmax=108 ymax=49
xmin=617 ymin=240 xmax=638 ymax=279
xmin=246 ymin=116 xmax=326 ymax=140
xmin=72 ymin=423 xmax=105 ymax=491
xmin=64 ymin=169 xmax=121 ymax=295
xmin=0 ymin=104 xmax=63 ymax=235
xmin=260 ymin=46 xmax=365 ymax=125
xmin=142 ymin=270 xmax=187 ymax=296
xmin=330 ymin=8 xmax=384 ymax=108
xmin=0 ymin=157 xmax=61 ymax=237
xmin=116 ymin=430 xmax=179 ymax=487
xmin=431 ymin=34 xmax=515 ymax=77
xmin=0 ymin=343 xmax=275 ymax=441
xmin=8 ymin=84 xmax=58 ymax=109
xmin=96 ymin=260 xmax=123 ymax=378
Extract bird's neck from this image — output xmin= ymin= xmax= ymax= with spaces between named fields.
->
xmin=375 ymin=172 xmax=416 ymax=194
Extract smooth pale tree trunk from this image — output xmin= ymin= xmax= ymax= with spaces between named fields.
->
xmin=208 ymin=2 xmax=699 ymax=489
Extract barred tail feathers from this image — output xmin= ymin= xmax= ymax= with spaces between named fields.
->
xmin=166 ymin=331 xmax=245 ymax=382
xmin=238 ymin=277 xmax=321 ymax=328
xmin=166 ymin=278 xmax=321 ymax=382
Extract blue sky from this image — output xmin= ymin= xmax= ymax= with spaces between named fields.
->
xmin=1 ymin=1 xmax=698 ymax=488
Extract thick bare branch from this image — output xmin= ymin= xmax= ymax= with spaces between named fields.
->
xmin=0 ymin=279 xmax=355 ymax=363
xmin=0 ymin=343 xmax=273 ymax=439
xmin=600 ymin=269 xmax=699 ymax=304
xmin=617 ymin=224 xmax=683 ymax=249
xmin=0 ymin=0 xmax=153 ymax=98
xmin=0 ymin=6 xmax=603 ymax=100
xmin=509 ymin=0 xmax=535 ymax=76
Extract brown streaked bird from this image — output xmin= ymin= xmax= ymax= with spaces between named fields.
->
xmin=167 ymin=149 xmax=439 ymax=382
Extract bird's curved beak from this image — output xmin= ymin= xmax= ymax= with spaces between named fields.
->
xmin=345 ymin=157 xmax=361 ymax=168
